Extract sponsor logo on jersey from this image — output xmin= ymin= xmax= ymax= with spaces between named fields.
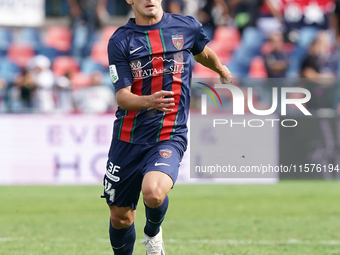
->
xmin=129 ymin=53 xmax=185 ymax=79
xmin=155 ymin=162 xmax=170 ymax=167
xmin=130 ymin=46 xmax=144 ymax=55
xmin=159 ymin=149 xmax=172 ymax=158
xmin=172 ymin=35 xmax=184 ymax=50
xmin=109 ymin=65 xmax=119 ymax=83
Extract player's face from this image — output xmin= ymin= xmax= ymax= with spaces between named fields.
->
xmin=127 ymin=0 xmax=163 ymax=20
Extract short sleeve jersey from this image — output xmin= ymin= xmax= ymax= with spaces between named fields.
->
xmin=108 ymin=12 xmax=209 ymax=145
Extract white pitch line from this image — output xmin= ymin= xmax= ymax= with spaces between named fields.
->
xmin=154 ymin=239 xmax=340 ymax=246
xmin=0 ymin=238 xmax=12 ymax=242
xmin=97 ymin=238 xmax=109 ymax=243
xmin=97 ymin=238 xmax=340 ymax=246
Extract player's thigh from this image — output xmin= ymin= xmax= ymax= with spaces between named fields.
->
xmin=102 ymin=138 xmax=146 ymax=210
xmin=141 ymin=140 xmax=185 ymax=203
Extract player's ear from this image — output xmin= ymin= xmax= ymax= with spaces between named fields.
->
xmin=126 ymin=0 xmax=133 ymax=5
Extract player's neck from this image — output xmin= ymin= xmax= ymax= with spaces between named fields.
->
xmin=134 ymin=10 xmax=164 ymax=26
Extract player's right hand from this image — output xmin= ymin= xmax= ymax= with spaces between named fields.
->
xmin=219 ymin=65 xmax=232 ymax=84
xmin=148 ymin=90 xmax=175 ymax=112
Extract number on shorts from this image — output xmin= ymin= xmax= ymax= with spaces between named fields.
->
xmin=104 ymin=179 xmax=116 ymax=203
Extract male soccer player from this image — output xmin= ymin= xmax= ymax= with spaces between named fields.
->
xmin=102 ymin=0 xmax=232 ymax=254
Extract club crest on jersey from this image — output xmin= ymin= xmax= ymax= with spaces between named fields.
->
xmin=159 ymin=149 xmax=172 ymax=158
xmin=172 ymin=35 xmax=184 ymax=50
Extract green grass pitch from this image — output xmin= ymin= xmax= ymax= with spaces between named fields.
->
xmin=1 ymin=181 xmax=340 ymax=255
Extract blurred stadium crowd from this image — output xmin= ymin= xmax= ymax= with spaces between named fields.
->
xmin=1 ymin=0 xmax=340 ymax=114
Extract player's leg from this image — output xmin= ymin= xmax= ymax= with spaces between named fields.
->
xmin=142 ymin=171 xmax=173 ymax=237
xmin=103 ymin=177 xmax=141 ymax=255
xmin=109 ymin=205 xmax=136 ymax=255
xmin=141 ymin=141 xmax=185 ymax=254
xmin=102 ymin=138 xmax=146 ymax=255
xmin=142 ymin=171 xmax=172 ymax=255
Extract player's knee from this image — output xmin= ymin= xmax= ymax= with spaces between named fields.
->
xmin=110 ymin=213 xmax=134 ymax=229
xmin=143 ymin=187 xmax=165 ymax=208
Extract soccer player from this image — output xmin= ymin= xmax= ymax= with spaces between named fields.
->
xmin=101 ymin=0 xmax=232 ymax=254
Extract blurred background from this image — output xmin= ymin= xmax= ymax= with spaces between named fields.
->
xmin=0 ymin=0 xmax=340 ymax=114
xmin=1 ymin=0 xmax=340 ymax=184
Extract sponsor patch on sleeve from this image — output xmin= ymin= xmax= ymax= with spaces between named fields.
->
xmin=109 ymin=65 xmax=119 ymax=84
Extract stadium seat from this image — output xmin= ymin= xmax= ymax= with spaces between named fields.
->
xmin=193 ymin=63 xmax=220 ymax=79
xmin=70 ymin=72 xmax=92 ymax=89
xmin=0 ymin=28 xmax=13 ymax=57
xmin=248 ymin=56 xmax=268 ymax=78
xmin=213 ymin=26 xmax=241 ymax=52
xmin=53 ymin=56 xmax=79 ymax=77
xmin=208 ymin=41 xmax=231 ymax=64
xmin=0 ymin=57 xmax=20 ymax=83
xmin=45 ymin=26 xmax=72 ymax=53
xmin=81 ymin=57 xmax=107 ymax=74
xmin=101 ymin=26 xmax=119 ymax=43
xmin=38 ymin=46 xmax=61 ymax=62
xmin=18 ymin=28 xmax=42 ymax=51
xmin=7 ymin=43 xmax=35 ymax=68
xmin=91 ymin=42 xmax=109 ymax=66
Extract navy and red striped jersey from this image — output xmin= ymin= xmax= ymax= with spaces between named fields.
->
xmin=108 ymin=12 xmax=209 ymax=145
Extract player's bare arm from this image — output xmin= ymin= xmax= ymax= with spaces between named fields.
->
xmin=194 ymin=45 xmax=233 ymax=84
xmin=116 ymin=86 xmax=175 ymax=112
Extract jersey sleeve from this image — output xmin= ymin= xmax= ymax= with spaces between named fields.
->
xmin=187 ymin=16 xmax=210 ymax=56
xmin=107 ymin=38 xmax=133 ymax=92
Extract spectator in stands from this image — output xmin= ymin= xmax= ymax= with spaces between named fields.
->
xmin=183 ymin=0 xmax=198 ymax=16
xmin=233 ymin=0 xmax=281 ymax=35
xmin=332 ymin=0 xmax=340 ymax=43
xmin=301 ymin=31 xmax=335 ymax=80
xmin=282 ymin=0 xmax=335 ymax=77
xmin=264 ymin=32 xmax=289 ymax=78
xmin=228 ymin=0 xmax=282 ymax=77
xmin=72 ymin=71 xmax=115 ymax=114
xmin=331 ymin=0 xmax=340 ymax=77
xmin=46 ymin=0 xmax=69 ymax=17
xmin=0 ymin=78 xmax=7 ymax=113
xmin=162 ymin=0 xmax=185 ymax=14
xmin=13 ymin=69 xmax=36 ymax=112
xmin=55 ymin=72 xmax=74 ymax=113
xmin=67 ymin=0 xmax=108 ymax=58
xmin=197 ymin=0 xmax=229 ymax=40
xmin=300 ymin=31 xmax=336 ymax=110
xmin=27 ymin=55 xmax=56 ymax=113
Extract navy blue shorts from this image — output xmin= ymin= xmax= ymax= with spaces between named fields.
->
xmin=101 ymin=138 xmax=186 ymax=210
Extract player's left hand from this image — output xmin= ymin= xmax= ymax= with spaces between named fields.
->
xmin=219 ymin=66 xmax=232 ymax=84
